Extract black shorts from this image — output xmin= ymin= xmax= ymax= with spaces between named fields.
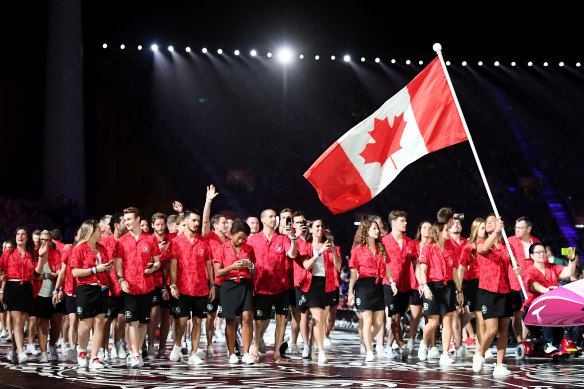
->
xmin=509 ymin=290 xmax=524 ymax=313
xmin=152 ymin=287 xmax=172 ymax=309
xmin=206 ymin=284 xmax=220 ymax=314
xmin=65 ymin=294 xmax=77 ymax=315
xmin=54 ymin=298 xmax=66 ymax=315
xmin=303 ymin=276 xmax=328 ymax=310
xmin=254 ymin=290 xmax=290 ymax=320
xmin=409 ymin=288 xmax=423 ymax=306
xmin=384 ymin=287 xmax=409 ymax=317
xmin=33 ymin=296 xmax=54 ymax=319
xmin=447 ymin=280 xmax=459 ymax=308
xmin=463 ymin=278 xmax=480 ymax=312
xmin=3 ymin=281 xmax=33 ymax=314
xmin=328 ymin=287 xmax=340 ymax=308
xmin=171 ymin=294 xmax=208 ymax=319
xmin=477 ymin=289 xmax=512 ymax=319
xmin=354 ymin=277 xmax=385 ymax=312
xmin=295 ymin=286 xmax=309 ymax=312
xmin=105 ymin=296 xmax=125 ymax=319
xmin=124 ymin=291 xmax=154 ymax=324
xmin=76 ymin=285 xmax=109 ymax=319
xmin=422 ymin=281 xmax=453 ymax=316
xmin=288 ymin=288 xmax=296 ymax=308
xmin=218 ymin=279 xmax=253 ymax=319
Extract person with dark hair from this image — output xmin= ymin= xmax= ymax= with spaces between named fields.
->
xmin=409 ymin=221 xmax=432 ymax=355
xmin=100 ymin=212 xmax=128 ymax=360
xmin=51 ymin=228 xmax=65 ymax=253
xmin=71 ymin=220 xmax=114 ymax=369
xmin=213 ymin=218 xmax=256 ymax=364
xmin=507 ymin=216 xmax=540 ymax=345
xmin=381 ymin=210 xmax=417 ymax=360
xmin=418 ymin=222 xmax=462 ymax=365
xmin=472 ymin=215 xmax=521 ymax=377
xmin=168 ymin=209 xmax=215 ymax=366
xmin=297 ymin=219 xmax=341 ymax=364
xmin=0 ymin=241 xmax=13 ymax=340
xmin=436 ymin=207 xmax=455 ymax=226
xmin=114 ymin=207 xmax=162 ymax=368
xmin=291 ymin=210 xmax=310 ymax=357
xmin=522 ymin=242 xmax=577 ymax=353
xmin=348 ymin=219 xmax=389 ymax=363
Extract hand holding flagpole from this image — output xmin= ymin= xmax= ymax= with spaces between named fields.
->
xmin=433 ymin=43 xmax=528 ymax=299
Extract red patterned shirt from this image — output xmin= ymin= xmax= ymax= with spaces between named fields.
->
xmin=60 ymin=245 xmax=77 ymax=295
xmin=381 ymin=234 xmax=418 ymax=292
xmin=507 ymin=235 xmax=539 ymax=291
xmin=419 ymin=242 xmax=452 ymax=283
xmin=476 ymin=239 xmax=513 ymax=294
xmin=213 ymin=240 xmax=256 ymax=283
xmin=247 ymin=231 xmax=292 ymax=295
xmin=152 ymin=232 xmax=174 ymax=288
xmin=459 ymin=242 xmax=481 ymax=280
xmin=100 ymin=234 xmax=122 ymax=296
xmin=168 ymin=233 xmax=212 ymax=296
xmin=70 ymin=243 xmax=112 ymax=288
xmin=0 ymin=248 xmax=35 ymax=283
xmin=113 ymin=232 xmax=161 ymax=295
xmin=349 ymin=245 xmax=386 ymax=283
xmin=522 ymin=263 xmax=564 ymax=308
xmin=297 ymin=241 xmax=338 ymax=293
xmin=206 ymin=230 xmax=229 ymax=286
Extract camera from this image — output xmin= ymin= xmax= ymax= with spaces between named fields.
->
xmin=299 ymin=220 xmax=307 ymax=226
xmin=453 ymin=213 xmax=464 ymax=221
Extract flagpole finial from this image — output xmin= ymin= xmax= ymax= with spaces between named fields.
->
xmin=433 ymin=43 xmax=442 ymax=54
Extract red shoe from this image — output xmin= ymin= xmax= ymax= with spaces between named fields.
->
xmin=464 ymin=338 xmax=476 ymax=346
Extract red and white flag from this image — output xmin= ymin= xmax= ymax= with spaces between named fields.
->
xmin=304 ymin=57 xmax=468 ymax=214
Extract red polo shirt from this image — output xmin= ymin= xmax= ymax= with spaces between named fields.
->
xmin=100 ymin=234 xmax=122 ymax=296
xmin=522 ymin=263 xmax=564 ymax=308
xmin=419 ymin=242 xmax=453 ymax=283
xmin=0 ymin=249 xmax=35 ymax=283
xmin=60 ymin=245 xmax=77 ymax=295
xmin=297 ymin=241 xmax=338 ymax=294
xmin=70 ymin=243 xmax=112 ymax=288
xmin=206 ymin=230 xmax=229 ymax=286
xmin=476 ymin=239 xmax=514 ymax=294
xmin=113 ymin=232 xmax=161 ymax=295
xmin=459 ymin=242 xmax=481 ymax=280
xmin=381 ymin=234 xmax=418 ymax=293
xmin=292 ymin=238 xmax=308 ymax=288
xmin=168 ymin=233 xmax=212 ymax=296
xmin=152 ymin=232 xmax=174 ymax=288
xmin=247 ymin=231 xmax=292 ymax=295
xmin=349 ymin=245 xmax=386 ymax=283
xmin=507 ymin=235 xmax=539 ymax=291
xmin=213 ymin=240 xmax=256 ymax=283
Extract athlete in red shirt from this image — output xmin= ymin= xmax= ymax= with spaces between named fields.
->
xmin=168 ymin=210 xmax=215 ymax=366
xmin=114 ymin=207 xmax=161 ymax=368
xmin=290 ymin=211 xmax=310 ymax=357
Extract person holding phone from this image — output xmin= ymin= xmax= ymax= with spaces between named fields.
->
xmin=70 ymin=220 xmax=114 ymax=369
xmin=297 ymin=219 xmax=341 ymax=364
xmin=213 ymin=219 xmax=256 ymax=364
xmin=114 ymin=207 xmax=161 ymax=368
xmin=348 ymin=219 xmax=389 ymax=363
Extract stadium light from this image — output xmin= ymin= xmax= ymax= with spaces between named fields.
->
xmin=343 ymin=55 xmax=350 ymax=62
xmin=278 ymin=48 xmax=293 ymax=64
xmin=151 ymin=44 xmax=158 ymax=52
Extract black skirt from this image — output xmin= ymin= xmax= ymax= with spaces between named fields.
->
xmin=3 ymin=281 xmax=33 ymax=314
xmin=354 ymin=277 xmax=385 ymax=312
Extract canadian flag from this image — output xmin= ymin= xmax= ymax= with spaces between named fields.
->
xmin=304 ymin=57 xmax=468 ymax=214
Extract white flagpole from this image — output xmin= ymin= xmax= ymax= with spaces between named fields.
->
xmin=432 ymin=43 xmax=528 ymax=299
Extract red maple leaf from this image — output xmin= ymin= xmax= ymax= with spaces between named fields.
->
xmin=359 ymin=113 xmax=407 ymax=169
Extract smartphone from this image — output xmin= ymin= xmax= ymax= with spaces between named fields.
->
xmin=326 ymin=235 xmax=334 ymax=244
xmin=146 ymin=262 xmax=154 ymax=269
xmin=107 ymin=260 xmax=116 ymax=266
xmin=561 ymin=247 xmax=575 ymax=256
xmin=285 ymin=217 xmax=292 ymax=226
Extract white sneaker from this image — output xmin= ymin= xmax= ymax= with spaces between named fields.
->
xmin=258 ymin=338 xmax=266 ymax=353
xmin=401 ymin=346 xmax=410 ymax=360
xmin=439 ymin=353 xmax=454 ymax=365
xmin=360 ymin=343 xmax=366 ymax=354
xmin=323 ymin=337 xmax=332 ymax=350
xmin=126 ymin=352 xmax=133 ymax=365
xmin=206 ymin=345 xmax=215 ymax=358
xmin=116 ymin=342 xmax=127 ymax=360
xmin=418 ymin=343 xmax=428 ymax=361
xmin=456 ymin=345 xmax=473 ymax=358
xmin=170 ymin=345 xmax=183 ymax=362
xmin=302 ymin=344 xmax=310 ymax=359
xmin=131 ymin=355 xmax=142 ymax=368
xmin=147 ymin=344 xmax=155 ymax=358
xmin=188 ymin=354 xmax=204 ymax=366
xmin=195 ymin=348 xmax=205 ymax=358
xmin=472 ymin=353 xmax=484 ymax=373
xmin=77 ymin=351 xmax=88 ymax=367
xmin=5 ymin=334 xmax=13 ymax=342
xmin=310 ymin=347 xmax=317 ymax=361
xmin=493 ymin=363 xmax=511 ymax=377
xmin=383 ymin=346 xmax=393 ymax=359
xmin=544 ymin=343 xmax=558 ymax=354
xmin=66 ymin=347 xmax=77 ymax=362
xmin=228 ymin=353 xmax=239 ymax=364
xmin=318 ymin=350 xmax=328 ymax=365
xmin=484 ymin=349 xmax=494 ymax=360
xmin=290 ymin=343 xmax=299 ymax=355
xmin=39 ymin=352 xmax=48 ymax=363
xmin=18 ymin=352 xmax=28 ymax=364
xmin=110 ymin=345 xmax=118 ymax=359
xmin=89 ymin=357 xmax=104 ymax=370
xmin=407 ymin=338 xmax=415 ymax=352
xmin=60 ymin=342 xmax=68 ymax=357
xmin=427 ymin=346 xmax=440 ymax=359
xmin=26 ymin=343 xmax=39 ymax=355
xmin=0 ymin=330 xmax=6 ymax=338
xmin=97 ymin=348 xmax=105 ymax=363
xmin=50 ymin=346 xmax=59 ymax=361
xmin=7 ymin=350 xmax=16 ymax=363
xmin=241 ymin=353 xmax=255 ymax=365
xmin=104 ymin=349 xmax=109 ymax=361
xmin=365 ymin=351 xmax=375 ymax=362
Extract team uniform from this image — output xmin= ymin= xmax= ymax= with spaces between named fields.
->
xmin=296 ymin=241 xmax=339 ymax=309
xmin=206 ymin=231 xmax=228 ymax=314
xmin=459 ymin=242 xmax=481 ymax=312
xmin=382 ymin=234 xmax=417 ymax=316
xmin=349 ymin=245 xmax=386 ymax=312
xmin=419 ymin=242 xmax=456 ymax=316
xmin=100 ymin=234 xmax=125 ymax=319
xmin=114 ymin=233 xmax=161 ymax=324
xmin=292 ymin=238 xmax=309 ymax=311
xmin=247 ymin=232 xmax=291 ymax=320
xmin=410 ymin=241 xmax=424 ymax=305
xmin=151 ymin=232 xmax=173 ymax=309
xmin=507 ymin=235 xmax=539 ymax=312
xmin=475 ymin=239 xmax=514 ymax=319
xmin=32 ymin=247 xmax=63 ymax=319
xmin=0 ymin=249 xmax=35 ymax=314
xmin=213 ymin=240 xmax=255 ymax=319
xmin=168 ymin=233 xmax=212 ymax=319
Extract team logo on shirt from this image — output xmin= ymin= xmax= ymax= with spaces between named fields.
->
xmin=356 ymin=298 xmax=361 ymax=306
xmin=200 ymin=249 xmax=205 ymax=255
xmin=481 ymin=305 xmax=487 ymax=315
xmin=276 ymin=246 xmax=283 ymax=253
xmin=143 ymin=246 xmax=150 ymax=253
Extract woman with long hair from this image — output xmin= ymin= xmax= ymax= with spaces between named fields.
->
xmin=298 ymin=219 xmax=341 ymax=364
xmin=348 ymin=219 xmax=392 ymax=363
xmin=472 ymin=215 xmax=521 ymax=377
xmin=418 ymin=222 xmax=463 ymax=365
xmin=0 ymin=227 xmax=44 ymax=363
xmin=71 ymin=220 xmax=114 ymax=369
